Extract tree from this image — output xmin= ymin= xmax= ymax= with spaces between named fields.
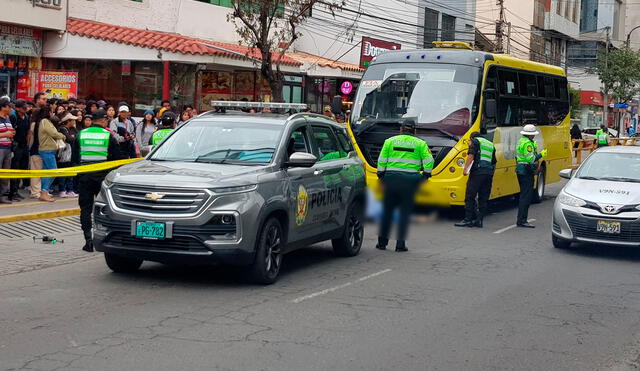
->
xmin=229 ymin=0 xmax=342 ymax=102
xmin=594 ymin=47 xmax=640 ymax=104
xmin=568 ymin=87 xmax=581 ymax=119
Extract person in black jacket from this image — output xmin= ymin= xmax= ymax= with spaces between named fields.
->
xmin=570 ymin=123 xmax=582 ymax=148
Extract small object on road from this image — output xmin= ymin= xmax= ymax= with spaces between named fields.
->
xmin=33 ymin=235 xmax=65 ymax=244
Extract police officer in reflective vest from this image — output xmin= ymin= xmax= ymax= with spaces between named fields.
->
xmin=515 ymin=124 xmax=547 ymax=228
xmin=376 ymin=120 xmax=434 ymax=252
xmin=150 ymin=111 xmax=176 ymax=146
xmin=455 ymin=132 xmax=496 ymax=228
xmin=72 ymin=109 xmax=119 ymax=252
xmin=595 ymin=125 xmax=609 ymax=147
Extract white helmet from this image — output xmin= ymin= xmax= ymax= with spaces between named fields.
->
xmin=520 ymin=124 xmax=539 ymax=136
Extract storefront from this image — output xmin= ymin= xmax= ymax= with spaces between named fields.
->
xmin=578 ymin=90 xmax=604 ymax=128
xmin=43 ymin=18 xmax=301 ymax=115
xmin=0 ymin=0 xmax=66 ymax=101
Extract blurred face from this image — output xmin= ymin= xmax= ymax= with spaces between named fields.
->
xmin=145 ymin=113 xmax=154 ymax=122
xmin=66 ymin=119 xmax=76 ymax=127
xmin=36 ymin=95 xmax=47 ymax=107
xmin=84 ymin=117 xmax=92 ymax=127
xmin=106 ymin=107 xmax=115 ymax=117
xmin=0 ymin=105 xmax=9 ymax=116
xmin=118 ymin=110 xmax=128 ymax=119
xmin=15 ymin=106 xmax=26 ymax=115
xmin=181 ymin=112 xmax=189 ymax=121
xmin=162 ymin=102 xmax=171 ymax=109
xmin=56 ymin=105 xmax=65 ymax=115
xmin=26 ymin=104 xmax=34 ymax=114
xmin=90 ymin=104 xmax=98 ymax=111
xmin=188 ymin=109 xmax=196 ymax=118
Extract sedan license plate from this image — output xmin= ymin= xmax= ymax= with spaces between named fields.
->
xmin=135 ymin=221 xmax=166 ymax=239
xmin=597 ymin=220 xmax=621 ymax=234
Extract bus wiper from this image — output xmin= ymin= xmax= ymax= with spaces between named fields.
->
xmin=418 ymin=127 xmax=459 ymax=141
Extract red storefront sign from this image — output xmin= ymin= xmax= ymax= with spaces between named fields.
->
xmin=580 ymin=91 xmax=604 ymax=106
xmin=359 ymin=37 xmax=401 ymax=69
xmin=37 ymin=71 xmax=79 ymax=99
xmin=16 ymin=76 xmax=30 ymax=100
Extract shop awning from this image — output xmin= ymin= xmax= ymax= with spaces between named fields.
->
xmin=580 ymin=91 xmax=604 ymax=106
xmin=288 ymin=51 xmax=363 ymax=78
xmin=57 ymin=18 xmax=301 ymax=67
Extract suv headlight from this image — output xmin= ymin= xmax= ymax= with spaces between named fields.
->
xmin=558 ymin=192 xmax=586 ymax=207
xmin=211 ymin=184 xmax=257 ymax=194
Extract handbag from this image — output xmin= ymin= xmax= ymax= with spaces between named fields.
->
xmin=57 ymin=142 xmax=72 ymax=162
xmin=56 ymin=138 xmax=67 ymax=150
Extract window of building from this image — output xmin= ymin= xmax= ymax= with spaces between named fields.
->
xmin=194 ymin=0 xmax=233 ymax=7
xmin=424 ymin=7 xmax=439 ymax=48
xmin=441 ymin=14 xmax=456 ymax=41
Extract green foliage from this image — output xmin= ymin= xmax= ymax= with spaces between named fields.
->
xmin=228 ymin=0 xmax=343 ymax=102
xmin=568 ymin=87 xmax=581 ymax=118
xmin=593 ymin=47 xmax=640 ymax=103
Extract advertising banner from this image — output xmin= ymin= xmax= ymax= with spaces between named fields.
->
xmin=0 ymin=24 xmax=42 ymax=57
xmin=37 ymin=71 xmax=79 ymax=99
xmin=359 ymin=37 xmax=401 ymax=69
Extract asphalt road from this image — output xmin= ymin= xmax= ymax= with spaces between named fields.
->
xmin=2 ymin=181 xmax=640 ymax=371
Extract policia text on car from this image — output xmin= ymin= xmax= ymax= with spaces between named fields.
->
xmin=73 ymin=108 xmax=121 ymax=252
xmin=375 ymin=120 xmax=434 ymax=252
xmin=455 ymin=132 xmax=497 ymax=228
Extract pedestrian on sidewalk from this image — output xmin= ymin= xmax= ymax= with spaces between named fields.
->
xmin=0 ymin=98 xmax=15 ymax=204
xmin=57 ymin=111 xmax=79 ymax=198
xmin=9 ymin=99 xmax=30 ymax=201
xmin=455 ymin=132 xmax=496 ymax=228
xmin=28 ymin=93 xmax=47 ymax=200
xmin=110 ymin=105 xmax=136 ymax=159
xmin=135 ymin=110 xmax=157 ymax=155
xmin=73 ymin=108 xmax=120 ymax=252
xmin=35 ymin=107 xmax=66 ymax=202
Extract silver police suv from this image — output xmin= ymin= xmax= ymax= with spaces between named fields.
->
xmin=552 ymin=146 xmax=640 ymax=249
xmin=93 ymin=112 xmax=366 ymax=284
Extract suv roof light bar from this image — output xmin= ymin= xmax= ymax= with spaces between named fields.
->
xmin=210 ymin=101 xmax=308 ymax=110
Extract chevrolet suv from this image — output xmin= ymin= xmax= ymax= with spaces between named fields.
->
xmin=94 ymin=112 xmax=366 ymax=284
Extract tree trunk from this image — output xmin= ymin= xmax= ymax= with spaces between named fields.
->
xmin=268 ymin=78 xmax=284 ymax=103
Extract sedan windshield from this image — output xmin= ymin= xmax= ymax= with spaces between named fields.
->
xmin=150 ymin=121 xmax=283 ymax=164
xmin=351 ymin=63 xmax=481 ymax=136
xmin=576 ymin=152 xmax=640 ymax=182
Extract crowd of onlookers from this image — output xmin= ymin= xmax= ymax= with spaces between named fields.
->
xmin=0 ymin=94 xmax=197 ymax=204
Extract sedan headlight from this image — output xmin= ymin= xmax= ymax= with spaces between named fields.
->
xmin=558 ymin=192 xmax=586 ymax=207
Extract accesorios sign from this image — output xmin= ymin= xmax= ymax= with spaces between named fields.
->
xmin=37 ymin=71 xmax=79 ymax=99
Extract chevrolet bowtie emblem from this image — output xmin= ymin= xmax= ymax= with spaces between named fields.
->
xmin=145 ymin=192 xmax=165 ymax=201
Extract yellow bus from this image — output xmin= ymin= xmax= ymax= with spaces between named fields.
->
xmin=348 ymin=42 xmax=571 ymax=206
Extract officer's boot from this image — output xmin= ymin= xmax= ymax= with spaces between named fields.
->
xmin=454 ymin=219 xmax=474 ymax=227
xmin=82 ymin=235 xmax=94 ymax=253
xmin=474 ymin=216 xmax=483 ymax=228
xmin=395 ymin=240 xmax=408 ymax=252
xmin=375 ymin=237 xmax=388 ymax=250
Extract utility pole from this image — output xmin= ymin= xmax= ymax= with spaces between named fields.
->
xmin=495 ymin=0 xmax=505 ymax=53
xmin=603 ymin=26 xmax=610 ymax=129
xmin=506 ymin=22 xmax=512 ymax=54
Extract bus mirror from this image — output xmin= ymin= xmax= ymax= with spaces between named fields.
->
xmin=484 ymin=99 xmax=497 ymax=120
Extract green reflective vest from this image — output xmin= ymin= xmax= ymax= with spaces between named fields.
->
xmin=79 ymin=126 xmax=110 ymax=163
xmin=516 ymin=136 xmax=537 ymax=164
xmin=377 ymin=134 xmax=434 ymax=175
xmin=595 ymin=129 xmax=608 ymax=145
xmin=475 ymin=137 xmax=495 ymax=169
xmin=151 ymin=128 xmax=173 ymax=146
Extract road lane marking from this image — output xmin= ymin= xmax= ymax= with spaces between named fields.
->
xmin=493 ymin=219 xmax=536 ymax=234
xmin=292 ymin=269 xmax=392 ymax=303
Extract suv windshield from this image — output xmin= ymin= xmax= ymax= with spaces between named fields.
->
xmin=150 ymin=121 xmax=283 ymax=164
xmin=352 ymin=63 xmax=481 ymax=135
xmin=576 ymin=152 xmax=640 ymax=182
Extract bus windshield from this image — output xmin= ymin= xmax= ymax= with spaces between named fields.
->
xmin=352 ymin=63 xmax=481 ymax=136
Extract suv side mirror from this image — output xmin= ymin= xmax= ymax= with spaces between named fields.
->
xmin=285 ymin=152 xmax=317 ymax=168
xmin=559 ymin=168 xmax=573 ymax=179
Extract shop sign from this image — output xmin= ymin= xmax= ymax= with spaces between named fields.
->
xmin=340 ymin=81 xmax=353 ymax=95
xmin=122 ymin=61 xmax=131 ymax=76
xmin=16 ymin=75 xmax=30 ymax=100
xmin=37 ymin=71 xmax=78 ymax=99
xmin=0 ymin=24 xmax=42 ymax=57
xmin=317 ymin=80 xmax=331 ymax=94
xmin=360 ymin=37 xmax=401 ymax=69
xmin=30 ymin=0 xmax=63 ymax=10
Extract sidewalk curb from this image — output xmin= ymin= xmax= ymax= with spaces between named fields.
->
xmin=0 ymin=208 xmax=80 ymax=223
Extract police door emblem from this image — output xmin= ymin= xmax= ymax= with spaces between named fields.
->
xmin=295 ymin=185 xmax=309 ymax=226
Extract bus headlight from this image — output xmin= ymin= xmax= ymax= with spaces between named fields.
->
xmin=456 ymin=158 xmax=465 ymax=167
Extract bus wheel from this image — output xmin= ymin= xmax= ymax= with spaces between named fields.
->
xmin=533 ymin=166 xmax=546 ymax=204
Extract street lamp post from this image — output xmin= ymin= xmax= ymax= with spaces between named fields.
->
xmin=626 ymin=25 xmax=640 ymax=48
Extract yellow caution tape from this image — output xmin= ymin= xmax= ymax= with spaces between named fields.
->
xmin=0 ymin=158 xmax=143 ymax=179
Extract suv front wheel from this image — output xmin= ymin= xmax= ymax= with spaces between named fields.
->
xmin=249 ymin=217 xmax=284 ymax=284
xmin=104 ymin=253 xmax=143 ymax=273
xmin=332 ymin=201 xmax=364 ymax=257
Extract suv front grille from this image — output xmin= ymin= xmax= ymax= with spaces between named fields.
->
xmin=110 ymin=184 xmax=208 ymax=214
xmin=563 ymin=210 xmax=640 ymax=242
xmin=105 ymin=232 xmax=207 ymax=252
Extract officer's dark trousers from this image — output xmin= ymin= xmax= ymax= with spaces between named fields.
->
xmin=464 ymin=173 xmax=493 ymax=221
xmin=517 ymin=172 xmax=535 ymax=225
xmin=78 ymin=172 xmax=107 ymax=240
xmin=379 ymin=174 xmax=420 ymax=244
